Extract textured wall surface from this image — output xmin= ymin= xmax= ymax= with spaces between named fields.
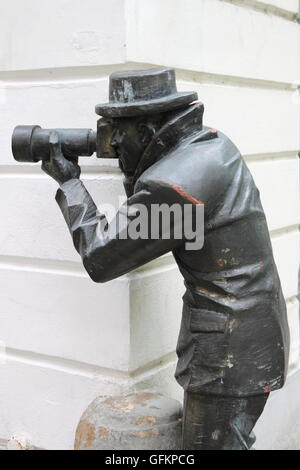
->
xmin=0 ymin=0 xmax=299 ymax=450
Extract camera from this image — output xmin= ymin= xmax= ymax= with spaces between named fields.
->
xmin=12 ymin=119 xmax=118 ymax=163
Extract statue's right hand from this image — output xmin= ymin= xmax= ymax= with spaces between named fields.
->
xmin=42 ymin=131 xmax=81 ymax=185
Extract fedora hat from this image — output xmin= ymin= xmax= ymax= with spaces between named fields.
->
xmin=95 ymin=68 xmax=198 ymax=118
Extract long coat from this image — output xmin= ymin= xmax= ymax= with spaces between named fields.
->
xmin=56 ymin=104 xmax=290 ymax=397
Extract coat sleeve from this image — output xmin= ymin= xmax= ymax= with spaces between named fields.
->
xmin=55 ymin=178 xmax=203 ymax=283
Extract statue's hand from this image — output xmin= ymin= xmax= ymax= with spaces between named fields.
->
xmin=42 ymin=131 xmax=81 ymax=185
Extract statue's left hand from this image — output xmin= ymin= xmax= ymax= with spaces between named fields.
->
xmin=42 ymin=131 xmax=81 ymax=185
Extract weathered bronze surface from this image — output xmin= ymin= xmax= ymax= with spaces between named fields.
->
xmin=12 ymin=68 xmax=290 ymax=450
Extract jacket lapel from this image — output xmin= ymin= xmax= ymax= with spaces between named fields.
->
xmin=133 ymin=104 xmax=205 ymax=183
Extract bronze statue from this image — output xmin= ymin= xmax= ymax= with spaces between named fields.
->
xmin=12 ymin=68 xmax=290 ymax=450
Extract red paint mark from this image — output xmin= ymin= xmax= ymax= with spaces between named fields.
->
xmin=210 ymin=128 xmax=218 ymax=134
xmin=171 ymin=184 xmax=204 ymax=206
xmin=264 ymin=385 xmax=271 ymax=393
xmin=259 ymin=261 xmax=264 ymax=272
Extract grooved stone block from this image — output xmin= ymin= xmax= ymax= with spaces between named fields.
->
xmin=0 ymin=356 xmax=180 ymax=450
xmin=0 ymin=0 xmax=126 ymax=71
xmin=178 ymin=80 xmax=299 ymax=156
xmin=126 ymin=0 xmax=300 ymax=83
xmin=247 ymin=157 xmax=300 ymax=231
xmin=0 ymin=174 xmax=125 ymax=262
xmin=130 ymin=264 xmax=183 ymax=371
xmin=0 ymin=267 xmax=130 ymax=370
xmin=271 ymin=230 xmax=300 ymax=300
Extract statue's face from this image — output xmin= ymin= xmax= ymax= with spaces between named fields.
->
xmin=110 ymin=115 xmax=164 ymax=176
xmin=110 ymin=118 xmax=145 ymax=175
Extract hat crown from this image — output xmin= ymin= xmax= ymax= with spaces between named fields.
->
xmin=109 ymin=68 xmax=177 ymax=104
xmin=96 ymin=67 xmax=198 ymax=117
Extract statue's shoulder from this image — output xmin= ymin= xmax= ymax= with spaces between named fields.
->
xmin=134 ymin=128 xmax=243 ymax=205
xmin=138 ymin=129 xmax=240 ymax=186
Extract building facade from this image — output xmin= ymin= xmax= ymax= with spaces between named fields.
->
xmin=0 ymin=0 xmax=299 ymax=450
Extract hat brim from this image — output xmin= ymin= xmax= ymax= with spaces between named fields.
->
xmin=95 ymin=92 xmax=198 ymax=118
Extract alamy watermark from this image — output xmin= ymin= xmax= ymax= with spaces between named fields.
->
xmin=98 ymin=199 xmax=205 ymax=251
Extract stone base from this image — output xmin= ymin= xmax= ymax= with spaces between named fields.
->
xmin=74 ymin=393 xmax=182 ymax=450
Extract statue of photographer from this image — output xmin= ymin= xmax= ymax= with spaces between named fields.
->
xmin=40 ymin=68 xmax=289 ymax=450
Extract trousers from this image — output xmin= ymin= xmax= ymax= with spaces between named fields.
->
xmin=182 ymin=392 xmax=269 ymax=450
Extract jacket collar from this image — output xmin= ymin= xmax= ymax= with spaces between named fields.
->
xmin=133 ymin=103 xmax=205 ymax=183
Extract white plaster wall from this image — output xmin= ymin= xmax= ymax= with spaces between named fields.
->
xmin=0 ymin=0 xmax=299 ymax=450
xmin=268 ymin=0 xmax=299 ymax=11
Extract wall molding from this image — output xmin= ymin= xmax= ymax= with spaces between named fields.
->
xmin=223 ymin=0 xmax=299 ymax=21
xmin=244 ymin=151 xmax=299 ymax=162
xmin=0 ymin=61 xmax=298 ymax=91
